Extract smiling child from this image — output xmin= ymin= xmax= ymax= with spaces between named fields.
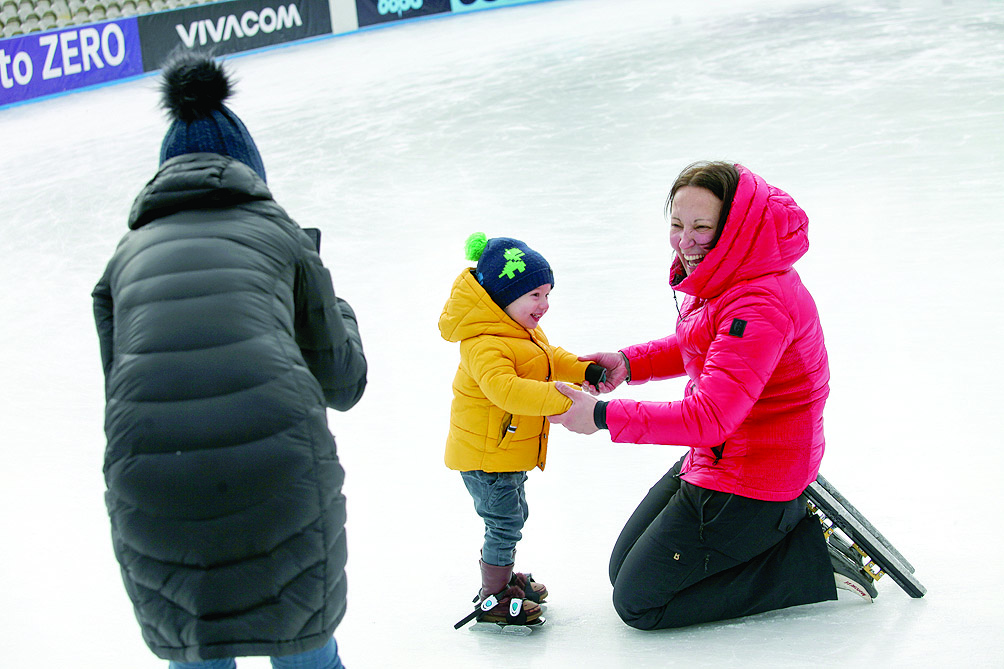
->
xmin=439 ymin=232 xmax=605 ymax=629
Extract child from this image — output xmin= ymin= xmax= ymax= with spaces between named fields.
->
xmin=440 ymin=232 xmax=605 ymax=627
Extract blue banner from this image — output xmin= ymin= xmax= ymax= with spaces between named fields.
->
xmin=0 ymin=19 xmax=144 ymax=107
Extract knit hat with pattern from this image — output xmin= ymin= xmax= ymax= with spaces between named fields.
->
xmin=465 ymin=232 xmax=554 ymax=309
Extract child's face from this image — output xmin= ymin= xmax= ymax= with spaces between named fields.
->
xmin=504 ymin=283 xmax=552 ymax=330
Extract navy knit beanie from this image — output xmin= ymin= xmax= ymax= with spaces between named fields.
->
xmin=158 ymin=50 xmax=266 ymax=182
xmin=465 ymin=232 xmax=554 ymax=309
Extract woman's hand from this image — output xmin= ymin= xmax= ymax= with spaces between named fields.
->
xmin=579 ymin=352 xmax=628 ymax=394
xmin=548 ymin=382 xmax=600 ymax=434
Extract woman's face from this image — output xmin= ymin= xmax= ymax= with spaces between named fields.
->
xmin=669 ymin=186 xmax=723 ymax=276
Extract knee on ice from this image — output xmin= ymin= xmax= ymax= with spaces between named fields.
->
xmin=612 ymin=588 xmax=662 ymax=631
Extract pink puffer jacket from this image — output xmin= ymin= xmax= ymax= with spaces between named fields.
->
xmin=606 ymin=165 xmax=829 ymax=501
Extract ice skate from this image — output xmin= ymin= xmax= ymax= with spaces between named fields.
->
xmin=454 ymin=560 xmax=545 ymax=633
xmin=470 ymin=570 xmax=548 ymax=604
xmin=806 ymin=474 xmax=926 ymax=599
xmin=510 ymin=566 xmax=548 ymax=603
xmin=828 ymin=541 xmax=877 ymax=602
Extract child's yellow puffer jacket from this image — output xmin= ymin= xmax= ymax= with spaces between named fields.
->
xmin=439 ymin=268 xmax=592 ymax=472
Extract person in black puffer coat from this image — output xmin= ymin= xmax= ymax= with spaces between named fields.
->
xmin=92 ymin=51 xmax=366 ymax=668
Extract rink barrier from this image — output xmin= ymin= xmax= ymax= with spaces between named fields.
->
xmin=137 ymin=0 xmax=333 ymax=70
xmin=0 ymin=0 xmax=556 ymax=108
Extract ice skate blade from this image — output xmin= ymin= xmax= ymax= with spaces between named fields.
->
xmin=471 ymin=618 xmax=544 ymax=635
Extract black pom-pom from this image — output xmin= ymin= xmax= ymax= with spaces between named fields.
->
xmin=160 ymin=50 xmax=232 ymax=123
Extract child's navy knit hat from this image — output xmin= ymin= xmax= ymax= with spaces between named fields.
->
xmin=158 ymin=50 xmax=267 ymax=182
xmin=465 ymin=232 xmax=554 ymax=309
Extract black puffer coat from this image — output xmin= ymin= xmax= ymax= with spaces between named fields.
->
xmin=92 ymin=154 xmax=367 ymax=662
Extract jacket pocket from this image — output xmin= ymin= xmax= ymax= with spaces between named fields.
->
xmin=497 ymin=413 xmax=517 ymax=449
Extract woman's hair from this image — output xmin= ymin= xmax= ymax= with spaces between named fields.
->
xmin=664 ymin=161 xmax=740 ymax=248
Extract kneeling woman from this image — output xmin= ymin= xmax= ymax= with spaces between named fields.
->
xmin=549 ymin=161 xmax=874 ymax=629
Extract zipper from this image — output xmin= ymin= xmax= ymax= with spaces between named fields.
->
xmin=532 ymin=332 xmax=552 ymax=465
xmin=711 ymin=442 xmax=725 ymax=465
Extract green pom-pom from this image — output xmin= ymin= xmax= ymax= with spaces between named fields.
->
xmin=465 ymin=232 xmax=488 ymax=262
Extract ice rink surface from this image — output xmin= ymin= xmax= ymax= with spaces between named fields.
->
xmin=2 ymin=0 xmax=1003 ymax=666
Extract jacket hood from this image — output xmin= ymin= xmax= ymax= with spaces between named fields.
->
xmin=671 ymin=164 xmax=809 ymax=299
xmin=129 ymin=153 xmax=272 ymax=230
xmin=439 ymin=268 xmax=531 ymax=343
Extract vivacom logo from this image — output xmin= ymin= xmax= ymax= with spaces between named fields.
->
xmin=379 ymin=0 xmax=424 ymax=16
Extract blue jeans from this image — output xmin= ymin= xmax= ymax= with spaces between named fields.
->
xmin=167 ymin=637 xmax=343 ymax=669
xmin=461 ymin=470 xmax=529 ymax=566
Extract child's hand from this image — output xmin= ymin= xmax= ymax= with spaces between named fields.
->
xmin=582 ymin=363 xmax=607 ymax=394
xmin=578 ymin=352 xmax=628 ymax=394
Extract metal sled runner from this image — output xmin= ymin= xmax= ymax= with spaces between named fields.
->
xmin=806 ymin=474 xmax=927 ymax=598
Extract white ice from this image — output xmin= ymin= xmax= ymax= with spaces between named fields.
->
xmin=2 ymin=0 xmax=1003 ymax=666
